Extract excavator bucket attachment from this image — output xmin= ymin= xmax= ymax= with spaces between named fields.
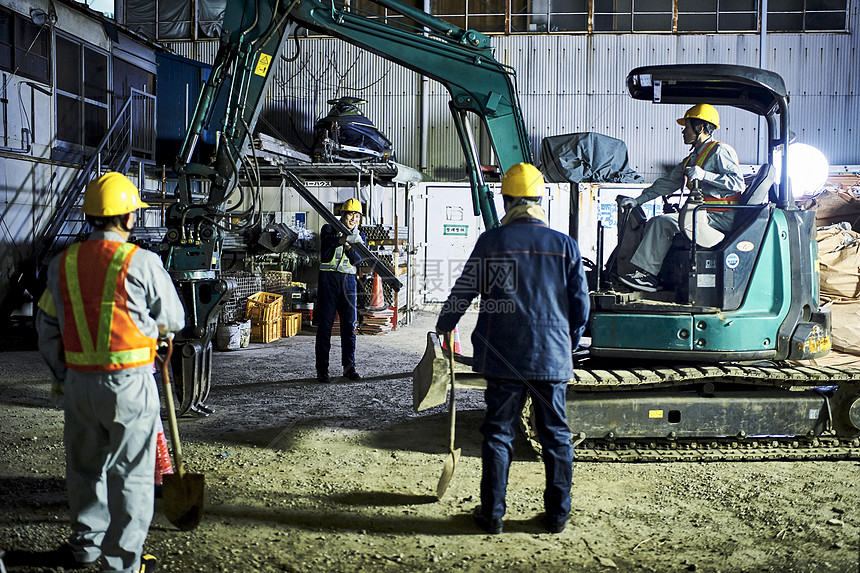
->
xmin=413 ymin=332 xmax=451 ymax=411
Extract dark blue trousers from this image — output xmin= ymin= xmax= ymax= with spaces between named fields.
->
xmin=315 ymin=271 xmax=358 ymax=374
xmin=481 ymin=377 xmax=572 ymax=521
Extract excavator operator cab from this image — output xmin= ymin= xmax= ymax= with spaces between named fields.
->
xmin=590 ymin=64 xmax=830 ymax=363
xmin=624 ymin=64 xmax=792 ymax=310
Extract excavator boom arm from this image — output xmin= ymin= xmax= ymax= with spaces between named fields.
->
xmin=179 ymin=0 xmax=532 ymax=227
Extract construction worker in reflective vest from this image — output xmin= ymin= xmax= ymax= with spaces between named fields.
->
xmin=35 ymin=172 xmax=184 ymax=573
xmin=617 ymin=103 xmax=745 ymax=292
xmin=315 ymin=198 xmax=365 ymax=383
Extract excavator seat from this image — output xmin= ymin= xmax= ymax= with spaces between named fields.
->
xmin=661 ymin=163 xmax=777 ymax=308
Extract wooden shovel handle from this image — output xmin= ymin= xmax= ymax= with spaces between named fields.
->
xmin=447 ymin=332 xmax=456 ymax=451
xmin=156 ymin=339 xmax=184 ymax=476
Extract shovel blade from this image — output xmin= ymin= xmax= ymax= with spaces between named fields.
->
xmin=163 ymin=472 xmax=205 ymax=531
xmin=413 ymin=332 xmax=451 ymax=412
xmin=435 ymin=448 xmax=461 ymax=500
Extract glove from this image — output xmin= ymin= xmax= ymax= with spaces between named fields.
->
xmin=346 ymin=232 xmax=364 ymax=245
xmin=685 ymin=165 xmax=710 ymax=182
xmin=618 ymin=197 xmax=638 ymax=211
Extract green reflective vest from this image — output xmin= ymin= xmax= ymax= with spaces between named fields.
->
xmin=320 ymin=244 xmax=357 ymax=275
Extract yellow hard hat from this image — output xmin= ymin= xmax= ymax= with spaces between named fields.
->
xmin=677 ymin=104 xmax=720 ymax=130
xmin=501 ymin=163 xmax=545 ymax=198
xmin=82 ymin=172 xmax=148 ymax=217
xmin=341 ymin=198 xmax=362 ymax=214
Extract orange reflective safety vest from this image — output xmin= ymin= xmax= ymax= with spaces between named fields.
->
xmin=684 ymin=139 xmax=741 ymax=211
xmin=59 ymin=241 xmax=157 ymax=371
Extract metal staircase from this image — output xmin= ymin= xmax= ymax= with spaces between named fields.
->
xmin=34 ymin=89 xmax=156 ymax=283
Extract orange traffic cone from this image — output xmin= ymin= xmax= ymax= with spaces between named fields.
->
xmin=369 ymin=272 xmax=386 ymax=310
xmin=442 ymin=326 xmax=462 ymax=355
xmin=154 ymin=417 xmax=173 ymax=485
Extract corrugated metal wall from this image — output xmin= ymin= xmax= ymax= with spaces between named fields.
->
xmin=164 ymin=12 xmax=859 ymax=182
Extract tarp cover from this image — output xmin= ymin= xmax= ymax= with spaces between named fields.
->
xmin=540 ymin=132 xmax=643 ymax=185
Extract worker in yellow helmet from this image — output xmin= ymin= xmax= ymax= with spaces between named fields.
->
xmin=32 ymin=172 xmax=184 ymax=572
xmin=315 ymin=198 xmax=366 ymax=383
xmin=436 ymin=163 xmax=590 ymax=535
xmin=617 ymin=103 xmax=745 ymax=292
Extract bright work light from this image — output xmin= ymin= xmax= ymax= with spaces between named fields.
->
xmin=774 ymin=143 xmax=830 ymax=199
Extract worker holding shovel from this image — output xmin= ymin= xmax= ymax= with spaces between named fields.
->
xmin=34 ymin=173 xmax=185 ymax=572
xmin=436 ymin=163 xmax=590 ymax=535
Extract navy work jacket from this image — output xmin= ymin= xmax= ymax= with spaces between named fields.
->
xmin=436 ymin=217 xmax=590 ymax=381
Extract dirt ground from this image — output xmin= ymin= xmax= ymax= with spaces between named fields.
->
xmin=1 ymin=309 xmax=859 ymax=573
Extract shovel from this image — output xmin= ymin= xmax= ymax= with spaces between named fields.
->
xmin=156 ymin=340 xmax=205 ymax=531
xmin=436 ymin=332 xmax=461 ymax=499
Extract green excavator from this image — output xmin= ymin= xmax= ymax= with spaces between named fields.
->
xmin=163 ymin=0 xmax=533 ymax=414
xmin=415 ymin=64 xmax=860 ymax=461
xmin=163 ymin=1 xmax=859 ymax=458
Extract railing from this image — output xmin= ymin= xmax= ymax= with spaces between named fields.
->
xmin=35 ymin=88 xmax=157 ymax=279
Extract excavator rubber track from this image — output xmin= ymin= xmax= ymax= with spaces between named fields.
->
xmin=569 ymin=435 xmax=860 ymax=462
xmin=523 ymin=364 xmax=860 ymax=462
xmin=569 ymin=363 xmax=860 ymax=391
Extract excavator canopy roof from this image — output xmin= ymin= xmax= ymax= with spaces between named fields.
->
xmin=627 ymin=64 xmax=787 ymax=119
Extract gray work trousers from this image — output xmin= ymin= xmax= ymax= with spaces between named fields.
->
xmin=629 ymin=213 xmax=680 ymax=276
xmin=630 ymin=210 xmax=734 ymax=276
xmin=64 ymin=367 xmax=158 ymax=573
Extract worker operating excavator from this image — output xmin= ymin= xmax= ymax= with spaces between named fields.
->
xmin=617 ymin=104 xmax=746 ymax=292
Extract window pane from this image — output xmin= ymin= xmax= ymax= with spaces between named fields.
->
xmin=679 ymin=0 xmax=716 ymax=11
xmin=470 ymin=0 xmax=507 ymax=13
xmin=56 ymin=37 xmax=80 ymax=94
xmin=635 ymin=0 xmax=672 ymax=12
xmin=14 ymin=16 xmax=50 ymax=83
xmin=634 ymin=13 xmax=672 ymax=31
xmin=352 ymin=0 xmax=422 ymax=19
xmin=767 ymin=13 xmax=803 ymax=31
xmin=511 ymin=15 xmax=531 ymax=33
xmin=352 ymin=0 xmax=384 ymax=16
xmin=511 ymin=0 xmax=530 ymax=14
xmin=15 ymin=18 xmax=48 ymax=57
xmin=84 ymin=102 xmax=107 ymax=148
xmin=718 ymin=12 xmax=757 ymax=31
xmin=678 ymin=13 xmax=717 ymax=31
xmin=595 ymin=0 xmax=632 ymax=11
xmin=510 ymin=15 xmax=537 ymax=32
xmin=0 ymin=10 xmax=11 ymax=72
xmin=594 ymin=13 xmax=632 ymax=31
xmin=807 ymin=0 xmax=846 ymax=9
xmin=806 ymin=11 xmax=847 ymax=30
xmin=57 ymin=94 xmax=81 ymax=145
xmin=720 ymin=0 xmax=757 ymax=10
xmin=467 ymin=14 xmax=504 ymax=31
xmin=769 ymin=0 xmax=803 ymax=10
xmin=550 ymin=13 xmax=588 ymax=31
xmin=84 ymin=48 xmax=108 ymax=103
xmin=551 ymin=0 xmax=588 ymax=10
xmin=433 ymin=0 xmax=465 ymax=16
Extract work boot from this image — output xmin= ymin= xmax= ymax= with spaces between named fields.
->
xmin=541 ymin=514 xmax=568 ymax=534
xmin=317 ymin=371 xmax=331 ymax=384
xmin=344 ymin=367 xmax=361 ymax=381
xmin=472 ymin=506 xmax=503 ymax=534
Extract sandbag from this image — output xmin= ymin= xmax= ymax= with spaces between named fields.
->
xmin=824 ymin=299 xmax=860 ymax=356
xmin=805 ymin=188 xmax=860 ymax=229
xmin=817 ymin=223 xmax=860 ymax=299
